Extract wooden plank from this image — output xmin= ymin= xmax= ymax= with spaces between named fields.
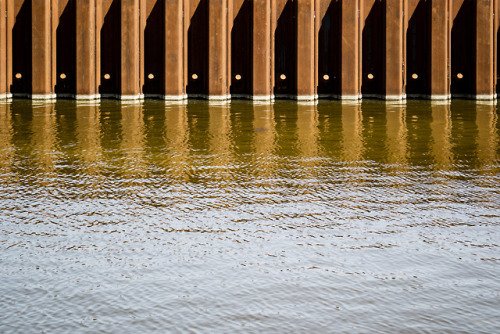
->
xmin=385 ymin=0 xmax=404 ymax=99
xmin=430 ymin=0 xmax=450 ymax=99
xmin=296 ymin=0 xmax=316 ymax=100
xmin=208 ymin=0 xmax=229 ymax=99
xmin=340 ymin=0 xmax=360 ymax=99
xmin=253 ymin=0 xmax=272 ymax=99
xmin=31 ymin=0 xmax=55 ymax=98
xmin=475 ymin=0 xmax=494 ymax=99
xmin=164 ymin=0 xmax=186 ymax=99
xmin=121 ymin=0 xmax=141 ymax=99
xmin=0 ymin=0 xmax=6 ymax=97
xmin=76 ymin=0 xmax=97 ymax=98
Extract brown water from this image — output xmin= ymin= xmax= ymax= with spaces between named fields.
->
xmin=0 ymin=99 xmax=499 ymax=333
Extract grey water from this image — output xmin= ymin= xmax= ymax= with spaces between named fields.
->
xmin=0 ymin=99 xmax=499 ymax=333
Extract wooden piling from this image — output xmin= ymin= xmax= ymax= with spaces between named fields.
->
xmin=296 ymin=0 xmax=316 ymax=100
xmin=95 ymin=1 xmax=103 ymax=95
xmin=385 ymin=0 xmax=404 ymax=100
xmin=208 ymin=0 xmax=229 ymax=100
xmin=475 ymin=0 xmax=495 ymax=99
xmin=165 ymin=0 xmax=187 ymax=100
xmin=495 ymin=0 xmax=499 ymax=96
xmin=429 ymin=0 xmax=450 ymax=100
xmin=183 ymin=0 xmax=189 ymax=95
xmin=31 ymin=0 xmax=55 ymax=99
xmin=76 ymin=0 xmax=98 ymax=99
xmin=0 ymin=0 xmax=6 ymax=98
xmin=139 ymin=0 xmax=145 ymax=98
xmin=339 ymin=0 xmax=361 ymax=100
xmin=252 ymin=0 xmax=272 ymax=100
xmin=121 ymin=0 xmax=141 ymax=99
xmin=5 ymin=0 xmax=13 ymax=98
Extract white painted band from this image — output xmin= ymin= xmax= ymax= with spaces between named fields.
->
xmin=384 ymin=94 xmax=406 ymax=101
xmin=4 ymin=92 xmax=498 ymax=102
xmin=207 ymin=94 xmax=231 ymax=101
xmin=75 ymin=94 xmax=101 ymax=100
xmin=163 ymin=94 xmax=188 ymax=101
xmin=164 ymin=99 xmax=188 ymax=106
xmin=297 ymin=100 xmax=318 ymax=105
xmin=120 ymin=94 xmax=144 ymax=101
xmin=339 ymin=94 xmax=362 ymax=101
xmin=429 ymin=94 xmax=451 ymax=101
xmin=252 ymin=95 xmax=274 ymax=101
xmin=296 ymin=94 xmax=318 ymax=101
xmin=31 ymin=94 xmax=57 ymax=100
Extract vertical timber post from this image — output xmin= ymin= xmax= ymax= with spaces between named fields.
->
xmin=475 ymin=0 xmax=495 ymax=100
xmin=165 ymin=0 xmax=186 ymax=100
xmin=51 ymin=0 xmax=56 ymax=97
xmin=314 ymin=0 xmax=319 ymax=98
xmin=340 ymin=0 xmax=360 ymax=100
xmin=121 ymin=0 xmax=141 ymax=100
xmin=494 ymin=0 xmax=498 ymax=95
xmin=32 ymin=0 xmax=55 ymax=99
xmin=270 ymin=0 xmax=276 ymax=97
xmin=208 ymin=0 xmax=229 ymax=100
xmin=296 ymin=0 xmax=316 ymax=100
xmin=227 ymin=0 xmax=232 ymax=99
xmin=95 ymin=0 xmax=102 ymax=96
xmin=139 ymin=0 xmax=145 ymax=98
xmin=253 ymin=0 xmax=272 ymax=100
xmin=6 ymin=0 xmax=13 ymax=98
xmin=430 ymin=0 xmax=450 ymax=99
xmin=183 ymin=0 xmax=189 ymax=95
xmin=402 ymin=0 xmax=407 ymax=98
xmin=76 ymin=0 xmax=98 ymax=99
xmin=385 ymin=0 xmax=404 ymax=100
xmin=0 ymin=0 xmax=6 ymax=99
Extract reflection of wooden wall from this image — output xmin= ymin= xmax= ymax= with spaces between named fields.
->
xmin=0 ymin=0 xmax=498 ymax=101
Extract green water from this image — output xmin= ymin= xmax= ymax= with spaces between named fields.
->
xmin=0 ymin=99 xmax=499 ymax=333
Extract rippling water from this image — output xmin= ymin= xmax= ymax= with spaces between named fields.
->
xmin=0 ymin=99 xmax=499 ymax=333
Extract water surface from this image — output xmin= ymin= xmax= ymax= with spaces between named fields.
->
xmin=1 ymin=99 xmax=499 ymax=333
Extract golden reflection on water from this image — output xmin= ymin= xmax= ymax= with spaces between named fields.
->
xmin=431 ymin=103 xmax=453 ymax=169
xmin=0 ymin=100 xmax=497 ymax=180
xmin=31 ymin=102 xmax=58 ymax=174
xmin=164 ymin=103 xmax=189 ymax=181
xmin=341 ymin=102 xmax=364 ymax=163
xmin=208 ymin=103 xmax=233 ymax=181
xmin=385 ymin=103 xmax=408 ymax=169
xmin=76 ymin=102 xmax=102 ymax=176
xmin=253 ymin=103 xmax=277 ymax=179
xmin=317 ymin=102 xmax=342 ymax=160
xmin=121 ymin=103 xmax=146 ymax=177
xmin=296 ymin=103 xmax=319 ymax=176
